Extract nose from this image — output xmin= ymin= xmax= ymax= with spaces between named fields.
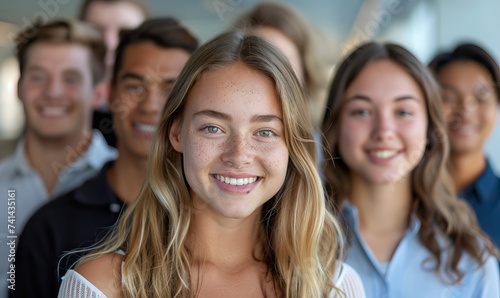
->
xmin=221 ymin=133 xmax=253 ymax=168
xmin=372 ymin=111 xmax=395 ymax=142
xmin=44 ymin=77 xmax=64 ymax=99
xmin=453 ymin=94 xmax=476 ymax=120
xmin=139 ymin=86 xmax=164 ymax=115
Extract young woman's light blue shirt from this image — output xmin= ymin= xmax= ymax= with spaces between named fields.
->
xmin=342 ymin=202 xmax=499 ymax=298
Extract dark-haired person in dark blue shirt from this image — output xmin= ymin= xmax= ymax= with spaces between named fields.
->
xmin=429 ymin=43 xmax=500 ymax=264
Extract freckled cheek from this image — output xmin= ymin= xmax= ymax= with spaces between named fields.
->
xmin=257 ymin=144 xmax=289 ymax=176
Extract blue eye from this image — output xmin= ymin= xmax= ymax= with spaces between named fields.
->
xmin=351 ymin=109 xmax=370 ymax=116
xmin=397 ymin=110 xmax=413 ymax=116
xmin=29 ymin=74 xmax=45 ymax=83
xmin=257 ymin=130 xmax=275 ymax=138
xmin=126 ymin=85 xmax=145 ymax=95
xmin=205 ymin=125 xmax=221 ymax=134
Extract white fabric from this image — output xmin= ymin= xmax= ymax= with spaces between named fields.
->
xmin=332 ymin=263 xmax=366 ymax=297
xmin=59 ymin=262 xmax=365 ymax=297
xmin=58 ymin=270 xmax=106 ymax=298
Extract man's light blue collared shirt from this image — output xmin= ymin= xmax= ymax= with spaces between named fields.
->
xmin=0 ymin=130 xmax=116 ymax=296
xmin=342 ymin=202 xmax=499 ymax=298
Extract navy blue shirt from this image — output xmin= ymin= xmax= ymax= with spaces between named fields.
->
xmin=11 ymin=162 xmax=125 ymax=298
xmin=459 ymin=160 xmax=500 ymax=251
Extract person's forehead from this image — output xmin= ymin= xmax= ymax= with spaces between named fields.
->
xmin=85 ymin=1 xmax=145 ymax=27
xmin=119 ymin=43 xmax=189 ymax=76
xmin=24 ymin=42 xmax=92 ymax=72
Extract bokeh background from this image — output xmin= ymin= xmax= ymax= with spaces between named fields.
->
xmin=1 ymin=0 xmax=499 ymax=173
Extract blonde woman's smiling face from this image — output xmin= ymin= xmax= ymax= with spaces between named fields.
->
xmin=169 ymin=62 xmax=289 ymax=220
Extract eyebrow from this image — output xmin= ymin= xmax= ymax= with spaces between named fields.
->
xmin=193 ymin=110 xmax=282 ymax=123
xmin=346 ymin=94 xmax=421 ymax=103
xmin=119 ymin=72 xmax=176 ymax=85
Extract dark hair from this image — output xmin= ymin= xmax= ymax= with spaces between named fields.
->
xmin=322 ymin=41 xmax=498 ymax=284
xmin=111 ymin=17 xmax=198 ymax=85
xmin=15 ymin=19 xmax=106 ymax=85
xmin=79 ymin=0 xmax=150 ymax=20
xmin=428 ymin=43 xmax=500 ymax=103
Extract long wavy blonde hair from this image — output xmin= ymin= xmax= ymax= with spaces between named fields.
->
xmin=79 ymin=30 xmax=344 ymax=297
xmin=322 ymin=41 xmax=498 ymax=284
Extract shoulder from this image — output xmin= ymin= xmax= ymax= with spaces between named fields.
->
xmin=75 ymin=253 xmax=124 ymax=298
xmin=0 ymin=152 xmax=17 ymax=177
xmin=334 ymin=263 xmax=366 ymax=298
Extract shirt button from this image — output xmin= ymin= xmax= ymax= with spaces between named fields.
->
xmin=109 ymin=203 xmax=121 ymax=213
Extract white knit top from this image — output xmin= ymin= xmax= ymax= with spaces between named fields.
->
xmin=58 ymin=262 xmax=366 ymax=297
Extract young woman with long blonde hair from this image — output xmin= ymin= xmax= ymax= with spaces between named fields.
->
xmin=57 ymin=31 xmax=365 ymax=298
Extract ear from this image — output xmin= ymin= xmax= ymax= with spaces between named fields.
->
xmin=91 ymin=81 xmax=110 ymax=110
xmin=169 ymin=116 xmax=183 ymax=153
xmin=17 ymin=78 xmax=23 ymax=102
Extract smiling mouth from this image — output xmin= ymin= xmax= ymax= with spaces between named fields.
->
xmin=214 ymin=175 xmax=258 ymax=186
xmin=41 ymin=106 xmax=68 ymax=117
xmin=369 ymin=150 xmax=398 ymax=159
xmin=133 ymin=122 xmax=156 ymax=133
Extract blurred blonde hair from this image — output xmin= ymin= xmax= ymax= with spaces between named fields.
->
xmin=78 ymin=30 xmax=344 ymax=297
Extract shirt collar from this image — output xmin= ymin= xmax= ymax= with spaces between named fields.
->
xmin=73 ymin=160 xmax=122 ymax=207
xmin=8 ymin=137 xmax=33 ymax=177
xmin=460 ymin=160 xmax=500 ymax=204
xmin=5 ymin=130 xmax=116 ymax=178
xmin=69 ymin=130 xmax=118 ymax=172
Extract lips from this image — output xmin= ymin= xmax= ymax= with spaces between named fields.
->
xmin=448 ymin=122 xmax=477 ymax=136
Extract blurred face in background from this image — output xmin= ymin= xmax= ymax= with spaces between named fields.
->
xmin=18 ymin=42 xmax=105 ymax=141
xmin=338 ymin=60 xmax=428 ymax=185
xmin=252 ymin=27 xmax=304 ymax=83
xmin=437 ymin=61 xmax=498 ymax=155
xmin=110 ymin=42 xmax=190 ymax=159
xmin=83 ymin=1 xmax=146 ymax=77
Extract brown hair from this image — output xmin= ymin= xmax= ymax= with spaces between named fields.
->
xmin=79 ymin=0 xmax=150 ymax=20
xmin=111 ymin=17 xmax=198 ymax=85
xmin=15 ymin=19 xmax=106 ymax=85
xmin=233 ymin=2 xmax=329 ymax=126
xmin=322 ymin=41 xmax=498 ymax=284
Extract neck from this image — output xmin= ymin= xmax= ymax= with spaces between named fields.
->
xmin=24 ymin=129 xmax=92 ymax=195
xmin=449 ymin=150 xmax=486 ymax=191
xmin=106 ymin=149 xmax=148 ymax=205
xmin=349 ymin=174 xmax=412 ymax=234
xmin=188 ymin=208 xmax=263 ymax=269
xmin=349 ymin=174 xmax=413 ymax=262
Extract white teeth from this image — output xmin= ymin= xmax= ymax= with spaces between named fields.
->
xmin=135 ymin=122 xmax=156 ymax=133
xmin=215 ymin=175 xmax=258 ymax=186
xmin=371 ymin=150 xmax=397 ymax=159
xmin=42 ymin=107 xmax=66 ymax=116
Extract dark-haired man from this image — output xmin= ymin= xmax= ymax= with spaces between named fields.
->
xmin=12 ymin=18 xmax=198 ymax=298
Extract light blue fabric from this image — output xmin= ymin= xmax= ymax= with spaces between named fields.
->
xmin=0 ymin=130 xmax=116 ymax=296
xmin=342 ymin=201 xmax=500 ymax=298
